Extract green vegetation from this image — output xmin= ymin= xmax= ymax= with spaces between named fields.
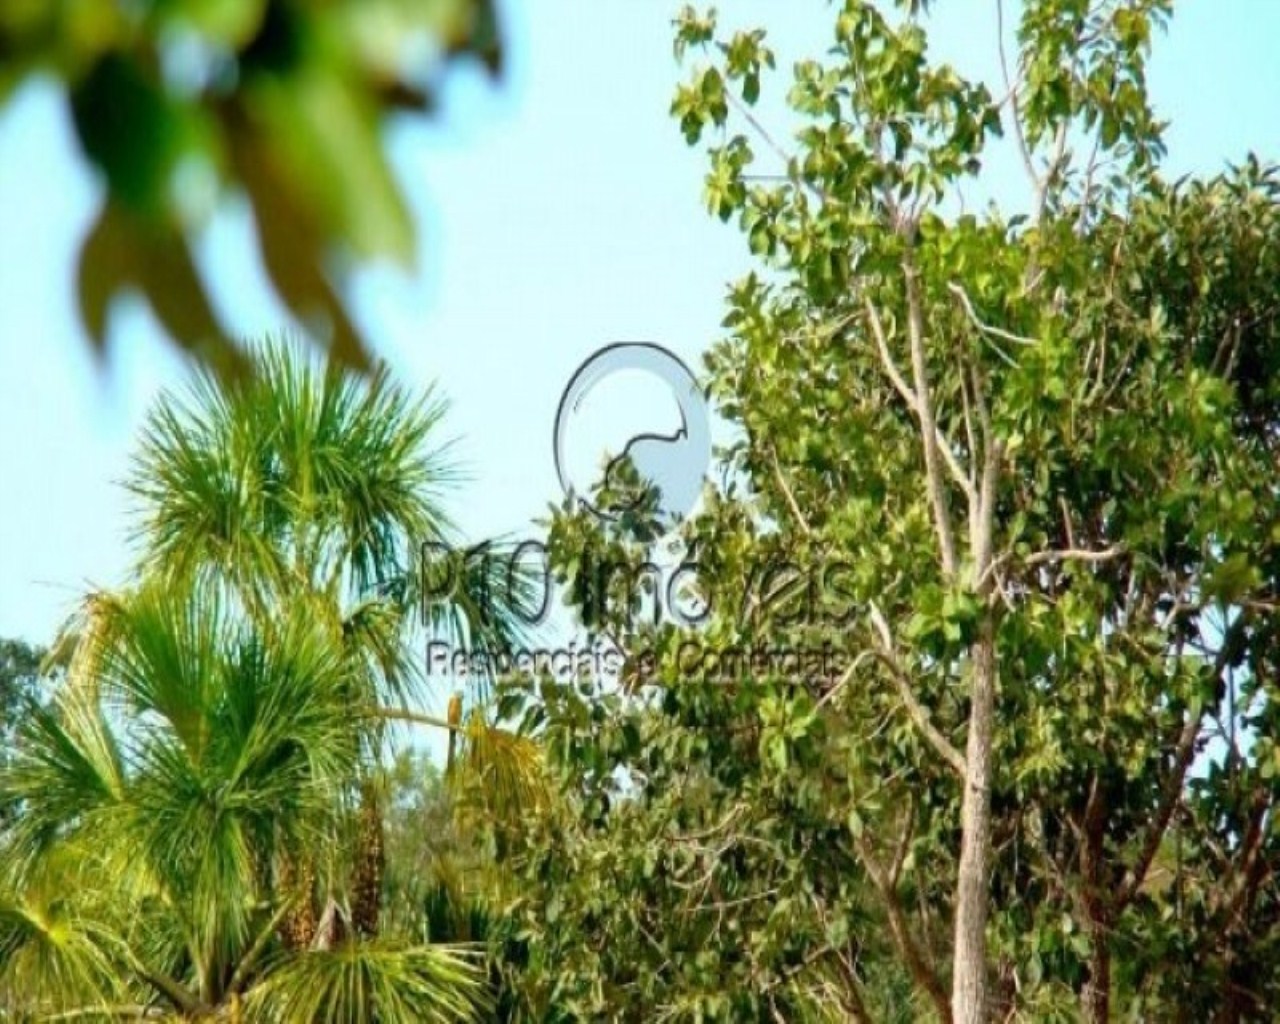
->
xmin=0 ymin=345 xmax=530 ymax=1020
xmin=0 ymin=0 xmax=501 ymax=370
xmin=497 ymin=3 xmax=1280 ymax=1022
xmin=2 ymin=1 xmax=1278 ymax=1022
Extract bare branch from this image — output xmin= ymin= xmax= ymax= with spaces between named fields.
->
xmin=856 ymin=831 xmax=953 ymax=1023
xmin=948 ymin=282 xmax=1038 ymax=348
xmin=864 ymin=296 xmax=919 ymax=408
xmin=971 ymin=437 xmax=1004 ymax=588
xmin=1058 ymin=497 xmax=1077 ymax=552
xmin=1033 ymin=121 xmax=1071 ymax=228
xmin=957 ymin=354 xmax=979 ymax=473
xmin=904 ymin=255 xmax=960 ymax=578
xmin=978 ymin=543 xmax=1123 ymax=592
xmin=374 ymin=706 xmax=462 ymax=733
xmin=995 ymin=0 xmax=1038 ymax=189
xmin=865 ymin=297 xmax=978 ymax=508
xmin=726 ymin=91 xmax=828 ymax=204
xmin=815 ymin=650 xmax=877 ymax=712
xmin=869 ymin=601 xmax=967 ymax=779
xmin=1023 ymin=545 xmax=1125 ymax=569
xmin=769 ymin=447 xmax=813 ymax=538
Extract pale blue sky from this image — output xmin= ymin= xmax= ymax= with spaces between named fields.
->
xmin=1 ymin=0 xmax=1278 ymax=651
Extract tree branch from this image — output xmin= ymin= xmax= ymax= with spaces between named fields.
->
xmin=947 ymin=282 xmax=1038 ymax=348
xmin=769 ymin=447 xmax=813 ymax=537
xmin=1116 ymin=615 xmax=1250 ymax=910
xmin=995 ymin=0 xmax=1038 ymax=191
xmin=865 ymin=295 xmax=978 ymax=516
xmin=374 ymin=706 xmax=462 ymax=733
xmin=726 ymin=91 xmax=828 ymax=204
xmin=869 ymin=602 xmax=967 ymax=779
xmin=1032 ymin=121 xmax=1070 ymax=229
xmin=856 ymin=831 xmax=953 ymax=1023
xmin=1023 ymin=545 xmax=1125 ymax=569
xmin=902 ymin=255 xmax=960 ymax=577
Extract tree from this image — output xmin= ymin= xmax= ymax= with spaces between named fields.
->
xmin=498 ymin=2 xmax=1280 ymax=1021
xmin=124 ymin=340 xmax=534 ymax=940
xmin=1 ymin=342 xmax=535 ymax=1018
xmin=0 ymin=584 xmax=490 ymax=1020
xmin=0 ymin=0 xmax=501 ymax=371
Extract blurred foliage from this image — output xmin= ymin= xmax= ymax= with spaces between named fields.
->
xmin=0 ymin=0 xmax=502 ymax=371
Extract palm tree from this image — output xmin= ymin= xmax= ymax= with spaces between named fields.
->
xmin=0 ymin=583 xmax=489 ymax=1020
xmin=124 ymin=342 xmax=537 ymax=939
xmin=0 ymin=342 xmax=541 ymax=1018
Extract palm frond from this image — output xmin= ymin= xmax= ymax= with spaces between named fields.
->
xmin=246 ymin=940 xmax=490 ymax=1023
xmin=448 ymin=713 xmax=550 ymax=831
xmin=127 ymin=368 xmax=287 ymax=598
xmin=342 ymin=596 xmax=423 ymax=712
xmin=410 ymin=536 xmax=546 ymax=704
xmin=0 ymin=689 xmax=125 ymax=874
xmin=127 ymin=340 xmax=456 ymax=609
xmin=0 ymin=860 xmax=126 ymax=1015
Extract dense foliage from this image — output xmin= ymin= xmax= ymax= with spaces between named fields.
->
xmin=0 ymin=640 xmax=44 ymax=764
xmin=495 ymin=3 xmax=1280 ymax=1022
xmin=3 ymin=3 xmax=1278 ymax=1022
xmin=0 ymin=346 xmax=527 ymax=1020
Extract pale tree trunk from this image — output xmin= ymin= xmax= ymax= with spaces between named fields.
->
xmin=950 ymin=358 xmax=1002 ymax=1024
xmin=952 ymin=615 xmax=997 ymax=1023
xmin=870 ymin=241 xmax=1005 ymax=1022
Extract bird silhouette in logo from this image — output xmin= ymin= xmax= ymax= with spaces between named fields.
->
xmin=554 ymin=343 xmax=710 ymax=535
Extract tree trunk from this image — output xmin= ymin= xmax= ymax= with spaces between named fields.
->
xmin=951 ymin=616 xmax=997 ymax=1023
xmin=352 ymin=780 xmax=386 ymax=937
xmin=1083 ymin=931 xmax=1111 ymax=1024
xmin=1081 ymin=771 xmax=1112 ymax=1024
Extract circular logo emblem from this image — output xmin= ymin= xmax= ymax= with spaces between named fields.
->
xmin=553 ymin=343 xmax=710 ymax=532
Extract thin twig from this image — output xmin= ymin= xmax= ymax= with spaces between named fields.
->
xmin=726 ymin=91 xmax=828 ymax=204
xmin=769 ymin=447 xmax=813 ymax=537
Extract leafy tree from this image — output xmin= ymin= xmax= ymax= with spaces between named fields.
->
xmin=498 ymin=3 xmax=1280 ymax=1022
xmin=124 ymin=340 xmax=535 ymax=939
xmin=0 ymin=0 xmax=501 ymax=371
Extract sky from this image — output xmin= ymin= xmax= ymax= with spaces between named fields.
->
xmin=1 ymin=0 xmax=1278 ymax=656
